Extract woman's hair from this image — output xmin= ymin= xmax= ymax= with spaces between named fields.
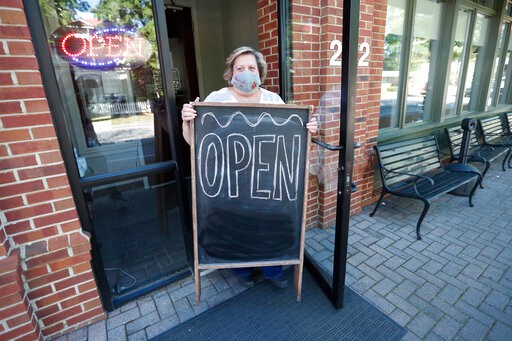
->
xmin=223 ymin=46 xmax=268 ymax=85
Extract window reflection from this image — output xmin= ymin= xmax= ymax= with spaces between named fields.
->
xmin=487 ymin=23 xmax=507 ymax=107
xmin=380 ymin=0 xmax=405 ymax=129
xmin=498 ymin=28 xmax=512 ymax=104
xmin=40 ymin=0 xmax=167 ymax=177
xmin=405 ymin=0 xmax=441 ymax=125
xmin=445 ymin=9 xmax=471 ymax=116
xmin=463 ymin=14 xmax=490 ymax=112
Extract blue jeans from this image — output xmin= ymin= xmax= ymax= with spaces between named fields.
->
xmin=233 ymin=266 xmax=283 ymax=280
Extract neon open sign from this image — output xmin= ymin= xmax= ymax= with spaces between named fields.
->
xmin=52 ymin=23 xmax=152 ymax=70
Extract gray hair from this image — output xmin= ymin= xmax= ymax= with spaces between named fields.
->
xmin=223 ymin=46 xmax=268 ymax=85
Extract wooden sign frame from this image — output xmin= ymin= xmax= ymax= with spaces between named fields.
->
xmin=190 ymin=102 xmax=312 ymax=305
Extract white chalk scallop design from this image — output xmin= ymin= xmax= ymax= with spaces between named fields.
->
xmin=201 ymin=111 xmax=304 ymax=128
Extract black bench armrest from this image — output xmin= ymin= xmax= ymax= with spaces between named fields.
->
xmin=443 ymin=163 xmax=482 ymax=177
xmin=384 ymin=169 xmax=434 ymax=196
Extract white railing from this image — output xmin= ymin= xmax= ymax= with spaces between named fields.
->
xmin=89 ymin=100 xmax=151 ymax=116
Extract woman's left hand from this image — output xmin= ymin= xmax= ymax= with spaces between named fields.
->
xmin=307 ymin=116 xmax=318 ymax=134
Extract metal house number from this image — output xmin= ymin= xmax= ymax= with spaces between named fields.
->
xmin=329 ymin=40 xmax=370 ymax=67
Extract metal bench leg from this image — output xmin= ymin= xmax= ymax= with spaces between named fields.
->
xmin=479 ymin=161 xmax=490 ymax=189
xmin=468 ymin=177 xmax=481 ymax=207
xmin=416 ymin=200 xmax=430 ymax=240
xmin=369 ymin=191 xmax=386 ymax=217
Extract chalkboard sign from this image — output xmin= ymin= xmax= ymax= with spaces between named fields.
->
xmin=191 ymin=102 xmax=312 ymax=304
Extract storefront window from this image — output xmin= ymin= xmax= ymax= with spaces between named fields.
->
xmin=462 ymin=13 xmax=490 ymax=112
xmin=445 ymin=9 xmax=471 ymax=116
xmin=405 ymin=0 xmax=441 ymax=125
xmin=39 ymin=0 xmax=165 ymax=177
xmin=487 ymin=23 xmax=508 ymax=107
xmin=379 ymin=0 xmax=442 ymax=129
xmin=498 ymin=26 xmax=512 ymax=104
xmin=380 ymin=0 xmax=406 ymax=129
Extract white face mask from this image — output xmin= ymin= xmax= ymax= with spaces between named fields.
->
xmin=230 ymin=70 xmax=261 ymax=93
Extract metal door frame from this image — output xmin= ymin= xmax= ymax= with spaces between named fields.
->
xmin=23 ymin=0 xmax=193 ymax=311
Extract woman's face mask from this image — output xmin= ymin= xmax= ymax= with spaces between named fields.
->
xmin=231 ymin=70 xmax=261 ymax=93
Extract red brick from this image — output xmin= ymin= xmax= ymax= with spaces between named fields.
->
xmin=83 ymin=298 xmax=102 ymax=311
xmin=47 ymin=235 xmax=69 ymax=251
xmin=0 ymin=270 xmax=19 ymax=287
xmin=0 ymin=321 xmax=38 ymax=341
xmin=36 ymin=286 xmax=76 ymax=309
xmin=0 ymin=26 xmax=31 ymax=40
xmin=39 ymin=151 xmax=63 ymax=164
xmin=60 ymin=220 xmax=82 ymax=233
xmin=7 ymin=41 xmax=34 ymax=55
xmin=73 ymin=263 xmax=92 ymax=276
xmin=23 ymin=99 xmax=49 ymax=113
xmin=0 ymin=1 xmax=23 ymax=9
xmin=77 ymin=279 xmax=97 ymax=293
xmin=26 ymin=187 xmax=71 ymax=205
xmin=0 ymin=9 xmax=27 ymax=25
xmin=0 ymin=128 xmax=31 ymax=142
xmin=41 ymin=322 xmax=64 ymax=337
xmin=0 ymin=154 xmax=38 ymax=170
xmin=28 ymin=285 xmax=53 ymax=301
xmin=0 ymin=292 xmax=23 ymax=308
xmin=18 ymin=164 xmax=66 ymax=180
xmin=50 ymin=253 xmax=90 ymax=272
xmin=5 ymin=203 xmax=53 ymax=222
xmin=4 ymin=220 xmax=31 ymax=235
xmin=25 ymin=247 xmax=68 ymax=269
xmin=60 ymin=290 xmax=98 ymax=309
xmin=45 ymin=175 xmax=71 ymax=189
xmin=24 ymin=240 xmax=48 ymax=258
xmin=33 ymin=209 xmax=78 ymax=228
xmin=0 ymin=195 xmax=23 ymax=210
xmin=0 ymin=301 xmax=26 ymax=321
xmin=0 ymin=72 xmax=13 ymax=85
xmin=10 ymin=139 xmax=60 ymax=155
xmin=36 ymin=304 xmax=59 ymax=318
xmin=6 ymin=312 xmax=31 ymax=328
xmin=0 ymin=56 xmax=39 ymax=70
xmin=66 ymin=307 xmax=105 ymax=327
xmin=71 ymin=243 xmax=90 ymax=256
xmin=16 ymin=71 xmax=42 ymax=85
xmin=54 ymin=272 xmax=94 ymax=291
xmin=0 ymin=101 xmax=22 ymax=114
xmin=31 ymin=125 xmax=57 ymax=139
xmin=53 ymin=198 xmax=76 ymax=211
xmin=41 ymin=305 xmax=81 ymax=326
xmin=1 ymin=113 xmax=53 ymax=128
xmin=23 ymin=265 xmax=48 ymax=281
xmin=0 ymin=170 xmax=16 ymax=184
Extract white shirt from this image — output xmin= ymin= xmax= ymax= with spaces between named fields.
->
xmin=204 ymin=87 xmax=285 ymax=104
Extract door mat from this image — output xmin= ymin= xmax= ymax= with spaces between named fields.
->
xmin=151 ymin=269 xmax=407 ymax=340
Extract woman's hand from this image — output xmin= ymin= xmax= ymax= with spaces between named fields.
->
xmin=306 ymin=115 xmax=318 ymax=134
xmin=181 ymin=98 xmax=199 ymax=122
xmin=181 ymin=97 xmax=199 ymax=145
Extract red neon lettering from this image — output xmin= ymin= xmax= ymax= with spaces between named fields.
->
xmin=106 ymin=35 xmax=122 ymax=57
xmin=125 ymin=37 xmax=144 ymax=57
xmin=89 ymin=35 xmax=105 ymax=57
xmin=61 ymin=33 xmax=87 ymax=57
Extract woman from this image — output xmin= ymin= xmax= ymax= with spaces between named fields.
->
xmin=182 ymin=46 xmax=317 ymax=288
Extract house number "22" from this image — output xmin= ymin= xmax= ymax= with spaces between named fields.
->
xmin=329 ymin=40 xmax=370 ymax=67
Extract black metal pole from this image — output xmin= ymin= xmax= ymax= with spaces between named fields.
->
xmin=332 ymin=0 xmax=360 ymax=308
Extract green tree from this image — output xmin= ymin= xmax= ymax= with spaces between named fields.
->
xmin=39 ymin=0 xmax=90 ymax=25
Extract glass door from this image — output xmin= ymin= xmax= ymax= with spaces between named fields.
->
xmin=36 ymin=0 xmax=191 ymax=309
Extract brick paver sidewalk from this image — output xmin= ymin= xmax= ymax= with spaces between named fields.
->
xmin=60 ymin=158 xmax=512 ymax=340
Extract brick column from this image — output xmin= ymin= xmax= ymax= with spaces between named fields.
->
xmin=0 ymin=2 xmax=106 ymax=339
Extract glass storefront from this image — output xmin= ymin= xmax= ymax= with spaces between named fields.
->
xmin=37 ymin=0 xmax=190 ymax=309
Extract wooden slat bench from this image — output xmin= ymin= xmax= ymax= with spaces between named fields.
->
xmin=370 ymin=135 xmax=482 ymax=240
xmin=478 ymin=115 xmax=512 ymax=169
xmin=445 ymin=125 xmax=510 ymax=186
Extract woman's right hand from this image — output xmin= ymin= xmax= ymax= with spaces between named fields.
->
xmin=181 ymin=97 xmax=199 ymax=122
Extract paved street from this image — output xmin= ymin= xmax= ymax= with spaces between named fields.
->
xmin=59 ymin=158 xmax=512 ymax=340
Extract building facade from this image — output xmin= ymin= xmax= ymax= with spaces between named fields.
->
xmin=1 ymin=0 xmax=511 ymax=339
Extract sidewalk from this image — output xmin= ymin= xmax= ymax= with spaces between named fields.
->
xmin=59 ymin=160 xmax=512 ymax=340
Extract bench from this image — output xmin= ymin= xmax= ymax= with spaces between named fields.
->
xmin=370 ymin=135 xmax=482 ymax=240
xmin=445 ymin=125 xmax=510 ymax=186
xmin=478 ymin=115 xmax=512 ymax=169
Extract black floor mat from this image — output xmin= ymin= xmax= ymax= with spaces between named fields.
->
xmin=151 ymin=269 xmax=407 ymax=341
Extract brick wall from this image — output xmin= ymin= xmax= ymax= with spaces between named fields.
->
xmin=0 ymin=1 xmax=106 ymax=339
xmin=260 ymin=0 xmax=385 ymax=229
